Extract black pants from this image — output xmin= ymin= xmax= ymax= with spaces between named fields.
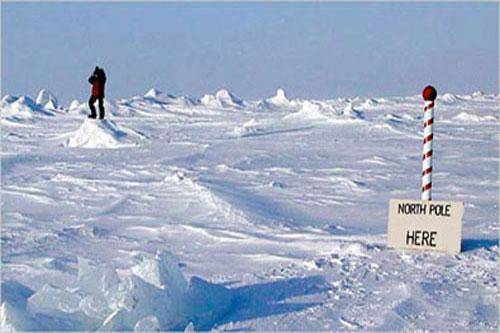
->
xmin=89 ymin=96 xmax=105 ymax=119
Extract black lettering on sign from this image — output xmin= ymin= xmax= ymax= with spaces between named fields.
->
xmin=406 ymin=230 xmax=437 ymax=247
xmin=429 ymin=231 xmax=437 ymax=247
xmin=398 ymin=203 xmax=427 ymax=215
xmin=429 ymin=204 xmax=451 ymax=217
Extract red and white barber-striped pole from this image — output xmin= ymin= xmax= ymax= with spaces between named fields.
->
xmin=421 ymin=85 xmax=437 ymax=201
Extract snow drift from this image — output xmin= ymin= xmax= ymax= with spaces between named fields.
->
xmin=452 ymin=112 xmax=498 ymax=123
xmin=62 ymin=119 xmax=147 ymax=148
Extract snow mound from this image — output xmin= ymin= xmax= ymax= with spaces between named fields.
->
xmin=438 ymin=93 xmax=459 ymax=104
xmin=68 ymin=99 xmax=81 ymax=111
xmin=257 ymin=88 xmax=300 ymax=111
xmin=201 ymin=89 xmax=243 ymax=108
xmin=67 ymin=99 xmax=93 ymax=115
xmin=144 ymin=88 xmax=162 ymax=99
xmin=267 ymin=88 xmax=290 ymax=106
xmin=62 ymin=119 xmax=147 ymax=148
xmin=342 ymin=103 xmax=365 ymax=119
xmin=1 ymin=251 xmax=233 ymax=331
xmin=283 ymin=101 xmax=330 ymax=122
xmin=452 ymin=112 xmax=498 ymax=123
xmin=2 ymin=94 xmax=18 ymax=104
xmin=35 ymin=89 xmax=59 ymax=109
xmin=361 ymin=98 xmax=378 ymax=109
xmin=383 ymin=113 xmax=413 ymax=125
xmin=233 ymin=118 xmax=266 ymax=137
xmin=0 ymin=95 xmax=55 ymax=119
xmin=143 ymin=88 xmax=175 ymax=102
xmin=216 ymin=89 xmax=243 ymax=107
xmin=143 ymin=88 xmax=196 ymax=107
xmin=472 ymin=90 xmax=485 ymax=98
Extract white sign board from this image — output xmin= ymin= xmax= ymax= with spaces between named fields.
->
xmin=387 ymin=199 xmax=464 ymax=254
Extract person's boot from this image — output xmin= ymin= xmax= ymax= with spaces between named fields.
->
xmin=99 ymin=105 xmax=105 ymax=120
xmin=88 ymin=114 xmax=97 ymax=119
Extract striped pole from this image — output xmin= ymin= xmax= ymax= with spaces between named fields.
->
xmin=421 ymin=85 xmax=437 ymax=201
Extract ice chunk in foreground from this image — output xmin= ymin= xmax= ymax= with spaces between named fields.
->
xmin=3 ymin=251 xmax=234 ymax=331
xmin=27 ymin=284 xmax=82 ymax=316
xmin=0 ymin=281 xmax=37 ymax=332
xmin=27 ymin=284 xmax=101 ymax=330
xmin=134 ymin=315 xmax=160 ymax=331
xmin=0 ymin=302 xmax=37 ymax=332
xmin=1 ymin=281 xmax=34 ymax=310
xmin=184 ymin=322 xmax=195 ymax=332
xmin=75 ymin=258 xmax=125 ymax=320
xmin=183 ymin=276 xmax=233 ymax=329
xmin=98 ymin=276 xmax=173 ymax=330
xmin=131 ymin=250 xmax=188 ymax=293
xmin=77 ymin=257 xmax=121 ymax=295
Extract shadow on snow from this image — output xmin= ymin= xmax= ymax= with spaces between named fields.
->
xmin=215 ymin=275 xmax=328 ymax=328
xmin=461 ymin=238 xmax=498 ymax=252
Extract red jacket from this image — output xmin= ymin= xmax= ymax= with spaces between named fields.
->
xmin=89 ymin=68 xmax=106 ymax=97
xmin=92 ymin=81 xmax=100 ymax=97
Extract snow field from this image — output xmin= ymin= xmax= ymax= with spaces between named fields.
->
xmin=1 ymin=88 xmax=498 ymax=331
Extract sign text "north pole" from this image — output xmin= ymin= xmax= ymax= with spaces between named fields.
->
xmin=398 ymin=202 xmax=451 ymax=217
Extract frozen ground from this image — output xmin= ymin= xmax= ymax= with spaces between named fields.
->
xmin=1 ymin=88 xmax=498 ymax=331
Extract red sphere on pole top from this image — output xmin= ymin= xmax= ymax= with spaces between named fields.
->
xmin=422 ymin=85 xmax=437 ymax=101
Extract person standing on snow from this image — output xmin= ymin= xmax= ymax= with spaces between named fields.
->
xmin=88 ymin=66 xmax=107 ymax=119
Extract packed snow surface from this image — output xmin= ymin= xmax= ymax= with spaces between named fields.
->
xmin=1 ymin=88 xmax=498 ymax=331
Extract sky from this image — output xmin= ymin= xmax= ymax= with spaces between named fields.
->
xmin=2 ymin=2 xmax=498 ymax=105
